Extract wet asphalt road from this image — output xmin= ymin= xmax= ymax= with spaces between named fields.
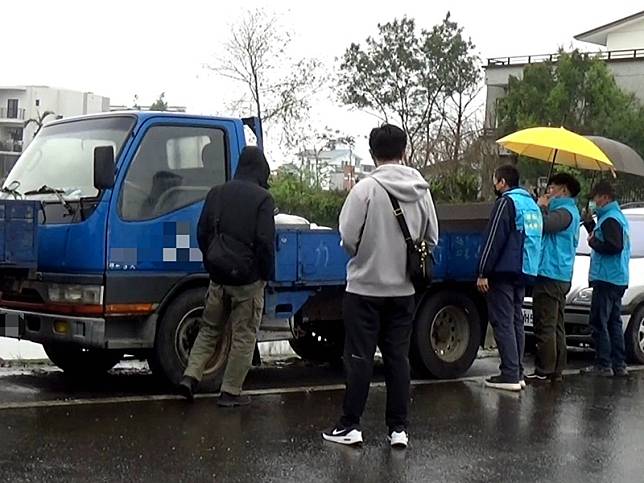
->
xmin=1 ymin=354 xmax=643 ymax=482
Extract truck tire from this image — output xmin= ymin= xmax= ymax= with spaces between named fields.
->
xmin=289 ymin=317 xmax=344 ymax=364
xmin=149 ymin=287 xmax=231 ymax=392
xmin=411 ymin=291 xmax=481 ymax=379
xmin=625 ymin=306 xmax=644 ymax=364
xmin=43 ymin=343 xmax=123 ymax=376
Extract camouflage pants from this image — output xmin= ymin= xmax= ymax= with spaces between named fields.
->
xmin=184 ymin=280 xmax=265 ymax=395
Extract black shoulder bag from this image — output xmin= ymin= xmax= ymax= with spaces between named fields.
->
xmin=374 ymin=180 xmax=433 ymax=292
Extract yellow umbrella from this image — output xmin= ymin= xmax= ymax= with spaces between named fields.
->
xmin=497 ymin=127 xmax=614 ymax=173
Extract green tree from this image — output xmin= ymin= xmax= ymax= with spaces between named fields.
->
xmin=338 ymin=13 xmax=480 ymax=169
xmin=497 ymin=49 xmax=644 ymax=199
xmin=149 ymin=92 xmax=168 ymax=111
xmin=270 ymin=170 xmax=346 ymax=228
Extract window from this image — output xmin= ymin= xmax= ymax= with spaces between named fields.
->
xmin=577 ymin=216 xmax=644 ymax=258
xmin=7 ymin=99 xmax=18 ymax=119
xmin=120 ymin=125 xmax=227 ymax=221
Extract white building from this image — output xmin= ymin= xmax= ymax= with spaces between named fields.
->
xmin=0 ymin=86 xmax=110 ymax=177
xmin=298 ymin=145 xmax=373 ymax=191
xmin=484 ymin=10 xmax=644 ymax=131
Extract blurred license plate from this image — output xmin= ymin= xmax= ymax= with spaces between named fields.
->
xmin=522 ymin=309 xmax=533 ymax=327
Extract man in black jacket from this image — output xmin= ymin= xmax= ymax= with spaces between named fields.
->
xmin=178 ymin=146 xmax=275 ymax=406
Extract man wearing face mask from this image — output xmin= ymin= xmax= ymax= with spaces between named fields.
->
xmin=525 ymin=173 xmax=581 ymax=383
xmin=581 ymin=181 xmax=630 ymax=377
xmin=477 ymin=165 xmax=543 ymax=391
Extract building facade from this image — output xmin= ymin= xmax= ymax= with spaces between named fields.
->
xmin=484 ymin=10 xmax=644 ymax=131
xmin=297 ymin=145 xmax=373 ymax=191
xmin=0 ymin=86 xmax=110 ymax=178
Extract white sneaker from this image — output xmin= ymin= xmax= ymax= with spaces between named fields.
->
xmin=520 ymin=380 xmax=526 ymax=389
xmin=388 ymin=430 xmax=408 ymax=449
xmin=322 ymin=425 xmax=363 ymax=446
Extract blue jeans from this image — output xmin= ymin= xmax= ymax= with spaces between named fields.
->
xmin=589 ymin=283 xmax=627 ymax=370
xmin=487 ymin=282 xmax=525 ymax=382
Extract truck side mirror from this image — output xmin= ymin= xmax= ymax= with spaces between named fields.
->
xmin=94 ymin=146 xmax=115 ymax=190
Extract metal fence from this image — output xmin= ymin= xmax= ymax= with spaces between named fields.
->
xmin=0 ymin=108 xmax=26 ymax=120
xmin=487 ymin=48 xmax=644 ymax=67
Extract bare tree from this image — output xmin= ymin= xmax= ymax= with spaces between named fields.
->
xmin=209 ymin=9 xmax=323 ymax=147
xmin=24 ymin=110 xmax=56 ymax=136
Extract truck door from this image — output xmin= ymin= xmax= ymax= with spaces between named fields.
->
xmin=104 ymin=117 xmax=239 ymax=315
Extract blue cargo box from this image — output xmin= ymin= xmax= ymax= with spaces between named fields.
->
xmin=0 ymin=200 xmax=39 ymax=269
xmin=274 ymin=229 xmax=349 ymax=285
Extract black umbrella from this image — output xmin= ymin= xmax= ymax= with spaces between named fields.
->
xmin=586 ymin=136 xmax=644 ymax=177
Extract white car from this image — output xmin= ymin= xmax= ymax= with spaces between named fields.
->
xmin=523 ymin=207 xmax=644 ymax=364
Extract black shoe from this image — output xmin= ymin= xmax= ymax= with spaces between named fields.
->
xmin=525 ymin=372 xmax=548 ymax=384
xmin=322 ymin=424 xmax=363 ymax=446
xmin=580 ymin=366 xmax=613 ymax=377
xmin=217 ymin=392 xmax=251 ymax=407
xmin=177 ymin=376 xmax=198 ymax=402
xmin=613 ymin=367 xmax=629 ymax=378
xmin=484 ymin=375 xmax=522 ymax=392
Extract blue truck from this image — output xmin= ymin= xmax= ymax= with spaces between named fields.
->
xmin=0 ymin=111 xmax=492 ymax=389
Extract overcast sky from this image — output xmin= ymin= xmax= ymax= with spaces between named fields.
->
xmin=4 ymin=0 xmax=643 ymax=162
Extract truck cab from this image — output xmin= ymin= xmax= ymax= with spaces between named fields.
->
xmin=0 ymin=112 xmax=268 ymax=386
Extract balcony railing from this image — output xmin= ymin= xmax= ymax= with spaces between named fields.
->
xmin=0 ymin=140 xmax=23 ymax=153
xmin=487 ymin=48 xmax=644 ymax=67
xmin=0 ymin=107 xmax=26 ymax=120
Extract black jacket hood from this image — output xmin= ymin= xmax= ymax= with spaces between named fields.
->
xmin=234 ymin=146 xmax=270 ymax=189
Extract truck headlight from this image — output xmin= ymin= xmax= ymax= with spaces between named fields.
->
xmin=47 ymin=284 xmax=104 ymax=305
xmin=571 ymin=287 xmax=593 ymax=306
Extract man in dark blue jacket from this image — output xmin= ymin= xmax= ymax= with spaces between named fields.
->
xmin=477 ymin=165 xmax=543 ymax=391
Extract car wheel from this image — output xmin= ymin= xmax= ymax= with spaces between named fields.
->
xmin=626 ymin=306 xmax=644 ymax=364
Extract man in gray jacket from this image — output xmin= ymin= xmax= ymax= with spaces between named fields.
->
xmin=322 ymin=124 xmax=438 ymax=448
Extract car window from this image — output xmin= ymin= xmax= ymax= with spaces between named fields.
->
xmin=120 ymin=125 xmax=227 ymax=221
xmin=577 ymin=217 xmax=644 ymax=258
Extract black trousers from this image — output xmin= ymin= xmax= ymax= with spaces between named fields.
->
xmin=341 ymin=293 xmax=415 ymax=431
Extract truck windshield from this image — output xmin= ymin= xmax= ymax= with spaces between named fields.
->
xmin=3 ymin=116 xmax=134 ymax=199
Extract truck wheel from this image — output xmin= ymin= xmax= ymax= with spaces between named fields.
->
xmin=625 ymin=306 xmax=644 ymax=364
xmin=289 ymin=317 xmax=344 ymax=364
xmin=411 ymin=291 xmax=481 ymax=379
xmin=43 ymin=343 xmax=123 ymax=376
xmin=149 ymin=287 xmax=232 ymax=392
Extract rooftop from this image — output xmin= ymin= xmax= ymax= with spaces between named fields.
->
xmin=574 ymin=10 xmax=644 ymax=46
xmin=487 ymin=47 xmax=644 ymax=68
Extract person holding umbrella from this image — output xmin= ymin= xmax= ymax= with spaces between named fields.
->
xmin=581 ymin=181 xmax=631 ymax=377
xmin=525 ymin=173 xmax=581 ymax=383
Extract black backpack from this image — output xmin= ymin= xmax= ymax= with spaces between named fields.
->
xmin=204 ymin=190 xmax=255 ymax=285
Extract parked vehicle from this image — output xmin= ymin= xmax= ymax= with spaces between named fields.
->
xmin=0 ymin=111 xmax=493 ymax=388
xmin=523 ymin=207 xmax=644 ymax=363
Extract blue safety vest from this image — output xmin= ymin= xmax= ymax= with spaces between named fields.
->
xmin=589 ymin=201 xmax=630 ymax=286
xmin=538 ymin=197 xmax=581 ymax=282
xmin=504 ymin=188 xmax=543 ymax=277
